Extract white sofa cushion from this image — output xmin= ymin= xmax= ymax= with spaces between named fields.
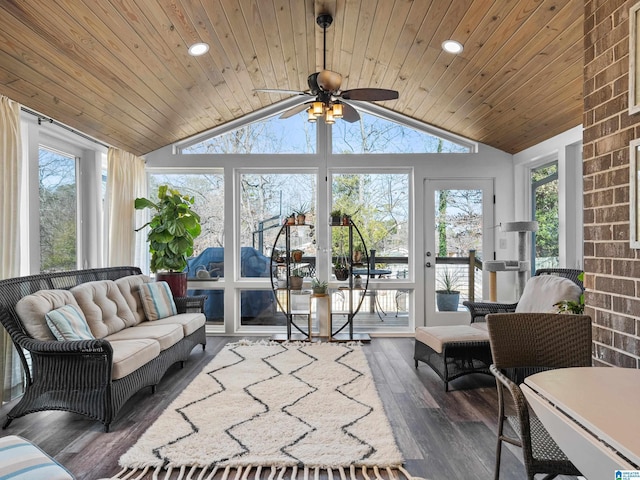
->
xmin=105 ymin=323 xmax=183 ymax=351
xmin=109 ymin=338 xmax=161 ymax=380
xmin=114 ymin=274 xmax=151 ymax=325
xmin=515 ymin=275 xmax=582 ymax=313
xmin=15 ymin=289 xmax=79 ymax=341
xmin=71 ymin=280 xmax=137 ymax=338
xmin=149 ymin=312 xmax=206 ymax=337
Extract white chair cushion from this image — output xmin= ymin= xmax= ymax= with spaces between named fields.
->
xmin=515 ymin=275 xmax=582 ymax=313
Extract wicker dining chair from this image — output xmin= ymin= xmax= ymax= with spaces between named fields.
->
xmin=485 ymin=312 xmax=592 ymax=480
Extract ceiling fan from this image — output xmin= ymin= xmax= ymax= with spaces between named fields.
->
xmin=255 ymin=13 xmax=399 ymax=124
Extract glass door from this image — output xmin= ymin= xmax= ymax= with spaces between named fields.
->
xmin=424 ymin=179 xmax=494 ymax=326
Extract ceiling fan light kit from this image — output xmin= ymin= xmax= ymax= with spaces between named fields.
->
xmin=255 ymin=13 xmax=399 ymax=125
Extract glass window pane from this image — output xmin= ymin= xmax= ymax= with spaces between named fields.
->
xmin=433 ymin=189 xmax=483 ymax=312
xmin=532 ymin=163 xmax=559 ymax=270
xmin=39 ymin=147 xmax=76 ymax=272
xmin=331 ymin=173 xmax=409 ymax=278
xmin=240 ymin=289 xmax=280 ymax=326
xmin=182 ymin=112 xmax=316 ymax=154
xmin=332 ymin=111 xmax=471 ymax=154
xmin=239 ymin=172 xmax=317 ymax=279
xmin=149 ymin=172 xmax=225 ymax=260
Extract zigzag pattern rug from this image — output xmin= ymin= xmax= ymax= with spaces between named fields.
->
xmin=113 ymin=341 xmax=420 ymax=480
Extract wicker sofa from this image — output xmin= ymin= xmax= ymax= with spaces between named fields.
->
xmin=0 ymin=267 xmax=206 ymax=432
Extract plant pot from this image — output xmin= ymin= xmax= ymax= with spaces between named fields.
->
xmin=330 ymin=215 xmax=341 ymax=225
xmin=312 ymin=287 xmax=327 ymax=295
xmin=157 ymin=271 xmax=187 ymax=297
xmin=285 ymin=216 xmax=295 ymax=225
xmin=436 ymin=291 xmax=460 ymax=312
xmin=296 ymin=214 xmax=306 ymax=225
xmin=334 ymin=268 xmax=349 ymax=281
xmin=289 ymin=276 xmax=304 ymax=290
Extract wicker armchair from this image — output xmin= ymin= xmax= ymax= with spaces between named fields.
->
xmin=486 ymin=312 xmax=592 ymax=480
xmin=463 ymin=268 xmax=583 ymax=323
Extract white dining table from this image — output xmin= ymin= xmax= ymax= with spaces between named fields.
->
xmin=521 ymin=367 xmax=640 ymax=480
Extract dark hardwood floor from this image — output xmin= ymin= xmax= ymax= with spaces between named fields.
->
xmin=0 ymin=337 xmax=578 ymax=480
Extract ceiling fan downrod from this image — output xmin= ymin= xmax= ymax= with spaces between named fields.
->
xmin=316 ymin=13 xmax=332 ymax=70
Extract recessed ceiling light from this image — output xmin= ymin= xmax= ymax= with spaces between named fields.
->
xmin=442 ymin=40 xmax=463 ymax=54
xmin=188 ymin=42 xmax=209 ymax=56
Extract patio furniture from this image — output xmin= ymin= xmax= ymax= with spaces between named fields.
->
xmin=486 ymin=312 xmax=592 ymax=480
xmin=463 ymin=268 xmax=583 ymax=323
xmin=415 ymin=268 xmax=584 ymax=391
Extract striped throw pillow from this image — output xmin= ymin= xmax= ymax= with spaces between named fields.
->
xmin=45 ymin=304 xmax=94 ymax=341
xmin=0 ymin=435 xmax=75 ymax=479
xmin=138 ymin=281 xmax=177 ymax=321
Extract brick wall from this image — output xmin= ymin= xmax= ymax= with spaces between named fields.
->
xmin=584 ymin=0 xmax=640 ymax=367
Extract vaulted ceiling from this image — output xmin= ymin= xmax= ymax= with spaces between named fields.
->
xmin=0 ymin=0 xmax=583 ymax=156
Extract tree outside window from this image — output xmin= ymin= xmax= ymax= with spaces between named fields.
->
xmin=531 ymin=163 xmax=559 ymax=270
xmin=39 ymin=148 xmax=77 ymax=272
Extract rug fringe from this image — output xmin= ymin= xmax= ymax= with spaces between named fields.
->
xmin=107 ymin=465 xmax=423 ymax=480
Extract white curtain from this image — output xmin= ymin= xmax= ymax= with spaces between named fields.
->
xmin=106 ymin=147 xmax=147 ymax=269
xmin=0 ymin=95 xmax=23 ymax=403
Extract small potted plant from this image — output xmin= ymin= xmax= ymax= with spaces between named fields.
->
xmin=311 ymin=277 xmax=328 ymax=295
xmin=289 ymin=268 xmax=304 ymax=290
xmin=341 ymin=212 xmax=351 ymax=226
xmin=135 ymin=185 xmax=201 ymax=297
xmin=436 ymin=269 xmax=460 ymax=312
xmin=330 ymin=209 xmax=342 ymax=225
xmin=293 ymin=203 xmax=309 ymax=225
xmin=333 ymin=260 xmax=349 ymax=281
xmin=285 ymin=212 xmax=296 ymax=225
xmin=556 ymin=272 xmax=585 ymax=314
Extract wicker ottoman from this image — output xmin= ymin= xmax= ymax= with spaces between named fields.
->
xmin=0 ymin=435 xmax=74 ymax=479
xmin=414 ymin=324 xmax=493 ymax=391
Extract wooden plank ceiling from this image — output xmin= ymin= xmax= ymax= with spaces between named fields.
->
xmin=0 ymin=0 xmax=584 ymax=156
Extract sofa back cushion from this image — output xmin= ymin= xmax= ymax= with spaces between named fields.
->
xmin=15 ymin=290 xmax=79 ymax=341
xmin=71 ymin=280 xmax=136 ymax=338
xmin=114 ymin=274 xmax=151 ymax=325
xmin=46 ymin=304 xmax=94 ymax=341
xmin=515 ymin=275 xmax=582 ymax=313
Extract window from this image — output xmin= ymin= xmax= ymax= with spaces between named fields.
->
xmin=433 ymin=188 xmax=484 ymax=309
xmin=332 ymin=172 xmax=410 ymax=325
xmin=332 ymin=111 xmax=471 ymax=154
xmin=331 ymin=172 xmax=409 ymax=270
xmin=181 ymin=112 xmax=316 ymax=154
xmin=239 ymin=172 xmax=317 ymax=259
xmin=531 ymin=163 xmax=559 ymax=270
xmin=148 ymin=173 xmax=225 ymax=254
xmin=39 ymin=147 xmax=77 ymax=272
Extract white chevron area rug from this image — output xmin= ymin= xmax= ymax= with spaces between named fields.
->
xmin=112 ymin=341 xmax=422 ymax=480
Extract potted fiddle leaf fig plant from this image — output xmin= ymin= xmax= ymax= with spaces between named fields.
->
xmin=135 ymin=185 xmax=201 ymax=297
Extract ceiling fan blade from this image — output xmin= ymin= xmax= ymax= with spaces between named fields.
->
xmin=254 ymin=88 xmax=309 ymax=96
xmin=340 ymin=88 xmax=399 ymax=101
xmin=340 ymin=102 xmax=360 ymax=123
xmin=279 ymin=103 xmax=310 ymax=119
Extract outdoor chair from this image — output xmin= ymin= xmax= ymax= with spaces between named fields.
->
xmin=415 ymin=268 xmax=583 ymax=391
xmin=486 ymin=312 xmax=592 ymax=480
xmin=463 ymin=268 xmax=583 ymax=323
